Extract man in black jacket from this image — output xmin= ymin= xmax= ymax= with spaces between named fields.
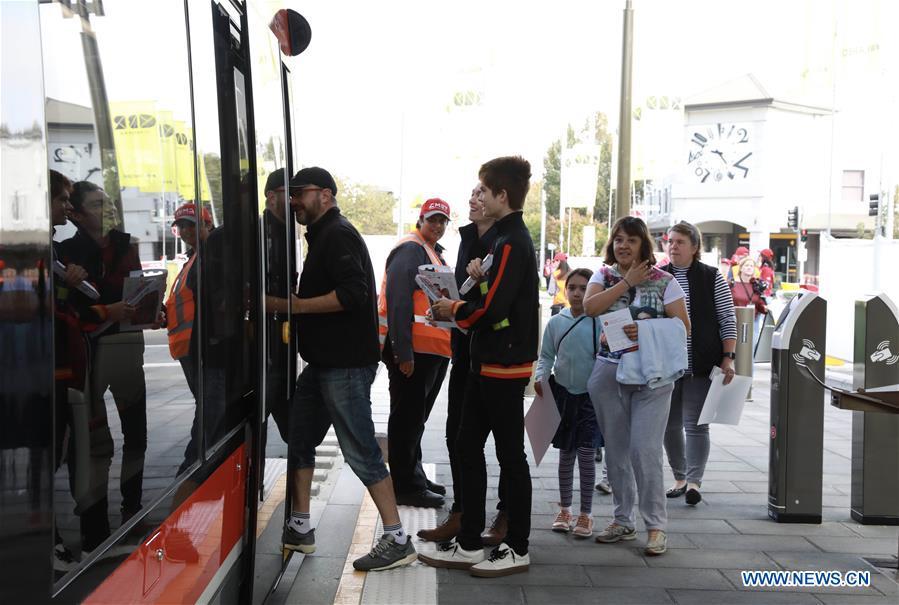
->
xmin=423 ymin=156 xmax=537 ymax=578
xmin=282 ymin=167 xmax=416 ymax=572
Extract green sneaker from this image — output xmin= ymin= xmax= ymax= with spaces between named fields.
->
xmin=283 ymin=526 xmax=316 ymax=554
xmin=353 ymin=534 xmax=417 ymax=572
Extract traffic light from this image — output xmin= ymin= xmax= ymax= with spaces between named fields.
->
xmin=869 ymin=193 xmax=881 ymax=217
xmin=787 ymin=206 xmax=799 ymax=230
xmin=800 ymin=228 xmax=808 ymax=242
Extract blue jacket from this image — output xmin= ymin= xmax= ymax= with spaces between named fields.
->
xmin=535 ymin=308 xmax=599 ymax=395
xmin=616 ymin=318 xmax=687 ymax=388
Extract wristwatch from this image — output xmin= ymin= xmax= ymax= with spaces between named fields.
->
xmin=723 ymin=352 xmax=736 ymax=360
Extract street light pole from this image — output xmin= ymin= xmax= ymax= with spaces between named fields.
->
xmin=615 ymin=0 xmax=634 ymax=222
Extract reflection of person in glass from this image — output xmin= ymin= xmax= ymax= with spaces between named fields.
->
xmin=166 ymin=203 xmax=225 ymax=485
xmin=58 ymin=181 xmax=148 ymax=550
xmin=260 ymin=169 xmax=293 ymax=443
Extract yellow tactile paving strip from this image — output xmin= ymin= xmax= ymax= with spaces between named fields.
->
xmin=333 ymin=490 xmax=379 ymax=605
xmin=256 ymin=472 xmax=287 ymax=539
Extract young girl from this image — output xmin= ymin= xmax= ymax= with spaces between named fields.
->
xmin=535 ymin=269 xmax=604 ymax=538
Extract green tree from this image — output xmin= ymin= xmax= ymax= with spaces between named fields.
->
xmin=333 ymin=175 xmax=396 ymax=235
xmin=542 ymin=112 xmax=615 ymax=226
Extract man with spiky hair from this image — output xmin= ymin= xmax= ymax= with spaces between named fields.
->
xmin=423 ymin=156 xmax=538 ymax=578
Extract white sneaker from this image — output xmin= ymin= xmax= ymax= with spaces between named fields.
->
xmin=417 ymin=539 xmax=485 ymax=570
xmin=469 ymin=542 xmax=530 ymax=578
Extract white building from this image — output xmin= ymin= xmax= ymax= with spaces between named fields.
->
xmin=645 ymin=74 xmax=877 ymax=284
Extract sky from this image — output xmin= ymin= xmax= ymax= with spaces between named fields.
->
xmin=14 ymin=0 xmax=896 ymax=219
xmin=284 ymin=0 xmax=894 ymax=212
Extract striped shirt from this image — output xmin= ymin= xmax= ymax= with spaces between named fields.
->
xmin=669 ymin=265 xmax=737 ymax=374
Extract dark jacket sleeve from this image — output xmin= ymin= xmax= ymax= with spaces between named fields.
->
xmin=384 ymin=241 xmax=422 ymax=363
xmin=454 ymin=239 xmax=525 ymax=329
xmin=327 ymin=226 xmax=370 ymax=312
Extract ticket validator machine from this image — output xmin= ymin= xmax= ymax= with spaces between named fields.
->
xmin=850 ymin=294 xmax=899 ymax=525
xmin=768 ymin=291 xmax=827 ymax=523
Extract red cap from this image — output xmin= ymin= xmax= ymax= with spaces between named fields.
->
xmin=553 ymin=252 xmax=568 ymax=262
xmin=760 ymin=248 xmax=774 ymax=260
xmin=173 ymin=203 xmax=213 ymax=227
xmin=419 ymin=198 xmax=451 ymax=220
xmin=733 ymin=246 xmax=749 ymax=257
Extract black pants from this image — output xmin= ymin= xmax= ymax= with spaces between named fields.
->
xmin=457 ymin=373 xmax=531 ymax=554
xmin=446 ymin=358 xmax=507 ymax=513
xmin=385 ymin=351 xmax=449 ymax=493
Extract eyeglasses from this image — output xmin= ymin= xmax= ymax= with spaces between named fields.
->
xmin=289 ymin=186 xmax=322 ymax=199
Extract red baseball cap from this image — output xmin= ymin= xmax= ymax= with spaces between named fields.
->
xmin=420 ymin=198 xmax=450 ymax=220
xmin=553 ymin=252 xmax=568 ymax=262
xmin=173 ymin=203 xmax=213 ymax=227
xmin=734 ymin=246 xmax=749 ymax=257
xmin=760 ymin=248 xmax=774 ymax=260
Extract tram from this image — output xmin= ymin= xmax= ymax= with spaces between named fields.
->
xmin=1 ymin=1 xmax=309 ymax=602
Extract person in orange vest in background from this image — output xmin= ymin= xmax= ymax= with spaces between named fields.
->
xmin=378 ymin=198 xmax=453 ymax=508
xmin=549 ymin=253 xmax=570 ymax=315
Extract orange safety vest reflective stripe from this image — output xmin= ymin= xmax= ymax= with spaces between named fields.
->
xmin=377 ymin=231 xmax=452 ymax=358
xmin=166 ymin=254 xmax=197 ymax=360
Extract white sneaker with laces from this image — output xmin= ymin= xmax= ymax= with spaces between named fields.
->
xmin=417 ymin=539 xmax=485 ymax=570
xmin=469 ymin=542 xmax=530 ymax=577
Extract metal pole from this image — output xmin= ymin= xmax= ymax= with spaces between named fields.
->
xmin=735 ymin=305 xmax=755 ymax=400
xmin=615 ymin=0 xmax=634 ymax=222
xmin=567 ymin=207 xmax=573 ymax=255
xmin=540 ymin=189 xmax=546 ymax=274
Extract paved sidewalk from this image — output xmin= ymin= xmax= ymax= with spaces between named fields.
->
xmin=389 ymin=359 xmax=898 ymax=605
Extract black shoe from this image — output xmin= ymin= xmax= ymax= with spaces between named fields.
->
xmin=283 ymin=525 xmax=316 ymax=554
xmin=666 ymin=485 xmax=687 ymax=498
xmin=426 ymin=480 xmax=446 ymax=496
xmin=395 ymin=489 xmax=444 ymax=508
xmin=685 ymin=488 xmax=702 ymax=506
xmin=595 ymin=448 xmax=603 ymax=463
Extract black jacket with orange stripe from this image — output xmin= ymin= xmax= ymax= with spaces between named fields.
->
xmin=454 ymin=211 xmax=538 ymax=377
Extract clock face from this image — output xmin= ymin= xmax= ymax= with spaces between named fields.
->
xmin=686 ymin=123 xmax=754 ymax=183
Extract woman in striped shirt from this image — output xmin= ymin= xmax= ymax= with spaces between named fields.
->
xmin=659 ymin=222 xmax=738 ymax=506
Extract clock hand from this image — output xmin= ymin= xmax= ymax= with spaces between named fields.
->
xmin=711 ymin=149 xmax=727 ymax=163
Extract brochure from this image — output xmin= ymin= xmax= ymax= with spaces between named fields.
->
xmin=525 ymin=377 xmax=561 ymax=466
xmin=119 ymin=269 xmax=167 ymax=331
xmin=598 ymin=307 xmax=637 ymax=352
xmin=697 ymin=366 xmax=752 ymax=425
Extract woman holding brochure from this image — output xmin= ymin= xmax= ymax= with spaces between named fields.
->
xmin=584 ymin=216 xmax=690 ymax=557
xmin=534 ymin=268 xmax=606 ymax=538
xmin=659 ymin=222 xmax=737 ymax=507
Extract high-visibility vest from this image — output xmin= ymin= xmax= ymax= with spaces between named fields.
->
xmin=166 ymin=254 xmax=197 ymax=360
xmin=552 ymin=269 xmax=569 ymax=307
xmin=377 ymin=231 xmax=452 ymax=358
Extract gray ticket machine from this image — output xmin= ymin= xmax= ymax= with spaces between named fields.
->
xmin=768 ymin=291 xmax=827 ymax=523
xmin=851 ymin=294 xmax=899 ymax=525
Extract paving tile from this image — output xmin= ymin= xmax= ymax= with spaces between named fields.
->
xmin=807 ymin=537 xmax=899 ymax=555
xmin=436 ymin=583 xmax=523 ymax=604
xmin=583 ymin=566 xmax=732 ymax=590
xmin=668 ymin=588 xmax=822 ymax=604
xmin=843 ymin=524 xmax=899 ymax=539
xmin=720 ymin=568 xmax=884 ymax=596
xmin=523 ymin=585 xmax=673 ymax=604
xmin=641 ymin=548 xmax=780 ymax=570
xmin=438 ymin=563 xmax=591 ymax=586
xmin=729 ymin=519 xmax=858 ymax=537
xmin=530 ymin=545 xmax=647 ymax=567
xmin=815 ymin=595 xmax=899 ymax=605
xmin=687 ymin=533 xmax=820 ymax=552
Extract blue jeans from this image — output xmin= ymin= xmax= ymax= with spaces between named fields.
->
xmin=288 ymin=364 xmax=388 ymax=487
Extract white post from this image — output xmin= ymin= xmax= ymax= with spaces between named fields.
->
xmin=540 ymin=189 xmax=546 ymax=272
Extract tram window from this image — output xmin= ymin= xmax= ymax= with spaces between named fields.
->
xmin=40 ymin=0 xmax=211 ymax=577
xmin=245 ymin=4 xmax=294 ymax=457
